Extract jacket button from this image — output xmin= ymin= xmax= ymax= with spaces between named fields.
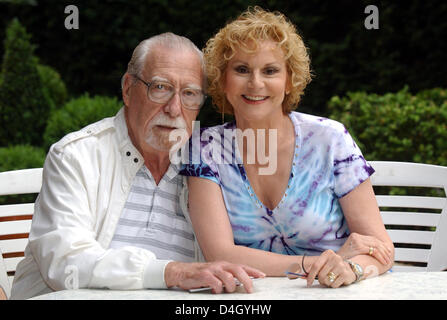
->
xmin=134 ymin=158 xmax=138 ymax=163
xmin=126 ymin=151 xmax=131 ymax=156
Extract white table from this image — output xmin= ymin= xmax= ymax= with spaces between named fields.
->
xmin=31 ymin=272 xmax=447 ymax=300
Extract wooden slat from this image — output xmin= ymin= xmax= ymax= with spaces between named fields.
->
xmin=394 ymin=248 xmax=430 ymax=263
xmin=391 ymin=265 xmax=427 ymax=272
xmin=4 ymin=257 xmax=24 ymax=272
xmin=2 ymin=252 xmax=24 ymax=259
xmin=0 ymin=233 xmax=29 ymax=241
xmin=0 ymin=215 xmax=33 ymax=222
xmin=0 ymin=238 xmax=28 ymax=254
xmin=376 ymin=195 xmax=446 ymax=209
xmin=370 ymin=161 xmax=447 ymax=188
xmin=0 ymin=220 xmax=32 ymax=236
xmin=381 ymin=211 xmax=440 ymax=227
xmin=0 ymin=203 xmax=35 ymax=217
xmin=0 ymin=168 xmax=42 ymax=196
xmin=387 ymin=229 xmax=435 ymax=245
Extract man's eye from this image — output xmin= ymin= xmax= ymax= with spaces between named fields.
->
xmin=153 ymin=83 xmax=171 ymax=91
xmin=183 ymin=89 xmax=198 ymax=97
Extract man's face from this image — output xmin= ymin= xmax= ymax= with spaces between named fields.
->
xmin=123 ymin=45 xmax=203 ymax=154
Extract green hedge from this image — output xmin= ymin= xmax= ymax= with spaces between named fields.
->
xmin=0 ymin=144 xmax=45 ymax=172
xmin=327 ymin=87 xmax=447 ymax=166
xmin=0 ymin=19 xmax=68 ymax=148
xmin=0 ymin=18 xmax=49 ymax=146
xmin=2 ymin=1 xmax=447 ymax=122
xmin=415 ymin=88 xmax=447 ymax=107
xmin=43 ymin=93 xmax=122 ymax=150
xmin=37 ymin=64 xmax=68 ymax=112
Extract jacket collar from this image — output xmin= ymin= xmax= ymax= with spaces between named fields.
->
xmin=113 ymin=106 xmax=181 ymax=182
xmin=114 ymin=107 xmax=137 ymax=153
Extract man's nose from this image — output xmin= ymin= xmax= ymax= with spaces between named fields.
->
xmin=163 ymin=92 xmax=182 ymax=118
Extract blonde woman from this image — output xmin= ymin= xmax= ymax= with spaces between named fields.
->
xmin=180 ymin=7 xmax=394 ymax=288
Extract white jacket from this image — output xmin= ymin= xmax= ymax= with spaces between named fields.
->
xmin=11 ymin=107 xmax=201 ymax=300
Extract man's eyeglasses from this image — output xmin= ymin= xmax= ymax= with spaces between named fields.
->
xmin=133 ymin=75 xmax=206 ymax=110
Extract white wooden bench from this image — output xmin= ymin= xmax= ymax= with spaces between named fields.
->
xmin=370 ymin=161 xmax=447 ymax=272
xmin=0 ymin=168 xmax=42 ymax=298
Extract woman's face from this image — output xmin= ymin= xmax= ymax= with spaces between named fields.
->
xmin=223 ymin=39 xmax=290 ymax=122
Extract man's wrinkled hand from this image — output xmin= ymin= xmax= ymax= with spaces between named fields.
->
xmin=165 ymin=261 xmax=265 ymax=293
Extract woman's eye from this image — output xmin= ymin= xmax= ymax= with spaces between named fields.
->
xmin=264 ymin=68 xmax=279 ymax=75
xmin=235 ymin=66 xmax=249 ymax=74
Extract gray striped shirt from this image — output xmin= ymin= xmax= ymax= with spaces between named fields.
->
xmin=109 ymin=164 xmax=196 ymax=262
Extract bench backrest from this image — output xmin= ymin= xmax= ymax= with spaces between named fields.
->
xmin=0 ymin=168 xmax=43 ymax=293
xmin=370 ymin=161 xmax=447 ymax=272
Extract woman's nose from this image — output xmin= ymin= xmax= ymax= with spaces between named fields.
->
xmin=248 ymin=72 xmax=264 ymax=89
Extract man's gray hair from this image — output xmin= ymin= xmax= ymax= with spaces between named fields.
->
xmin=121 ymin=32 xmax=206 ymax=90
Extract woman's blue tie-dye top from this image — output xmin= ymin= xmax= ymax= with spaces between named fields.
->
xmin=179 ymin=112 xmax=375 ymax=256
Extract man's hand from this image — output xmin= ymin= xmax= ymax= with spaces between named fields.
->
xmin=164 ymin=261 xmax=266 ymax=293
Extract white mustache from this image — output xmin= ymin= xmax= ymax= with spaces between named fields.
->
xmin=150 ymin=113 xmax=186 ymax=129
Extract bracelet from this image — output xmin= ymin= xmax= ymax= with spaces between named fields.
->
xmin=301 ymin=254 xmax=309 ymax=275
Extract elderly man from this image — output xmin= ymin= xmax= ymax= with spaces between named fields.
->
xmin=11 ymin=33 xmax=264 ymax=299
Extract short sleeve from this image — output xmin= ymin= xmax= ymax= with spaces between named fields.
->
xmin=331 ymin=124 xmax=375 ymax=198
xmin=180 ymin=163 xmax=220 ymax=185
xmin=179 ymin=129 xmax=221 ymax=186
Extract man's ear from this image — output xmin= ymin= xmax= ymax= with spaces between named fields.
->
xmin=122 ymin=73 xmax=132 ymax=106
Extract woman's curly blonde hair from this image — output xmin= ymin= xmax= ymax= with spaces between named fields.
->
xmin=204 ymin=6 xmax=312 ymax=116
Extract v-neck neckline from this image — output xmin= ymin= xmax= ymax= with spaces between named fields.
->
xmin=235 ymin=112 xmax=301 ymax=214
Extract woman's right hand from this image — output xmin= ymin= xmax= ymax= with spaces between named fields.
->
xmin=336 ymin=232 xmax=393 ymax=265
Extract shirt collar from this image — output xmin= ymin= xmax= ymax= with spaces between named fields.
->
xmin=114 ymin=106 xmax=182 ymax=182
xmin=164 ymin=162 xmax=181 ymax=181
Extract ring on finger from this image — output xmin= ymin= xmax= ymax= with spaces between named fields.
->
xmin=327 ymin=272 xmax=337 ymax=283
xmin=369 ymin=247 xmax=374 ymax=256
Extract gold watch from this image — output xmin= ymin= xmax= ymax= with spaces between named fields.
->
xmin=345 ymin=260 xmax=364 ymax=282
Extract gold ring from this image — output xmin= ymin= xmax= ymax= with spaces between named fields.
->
xmin=327 ymin=272 xmax=337 ymax=283
xmin=369 ymin=247 xmax=374 ymax=256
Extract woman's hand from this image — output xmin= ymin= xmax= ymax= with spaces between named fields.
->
xmin=305 ymin=250 xmax=356 ymax=288
xmin=337 ymin=232 xmax=393 ymax=265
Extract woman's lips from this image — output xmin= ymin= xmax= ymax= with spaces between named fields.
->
xmin=242 ymin=95 xmax=269 ymax=104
